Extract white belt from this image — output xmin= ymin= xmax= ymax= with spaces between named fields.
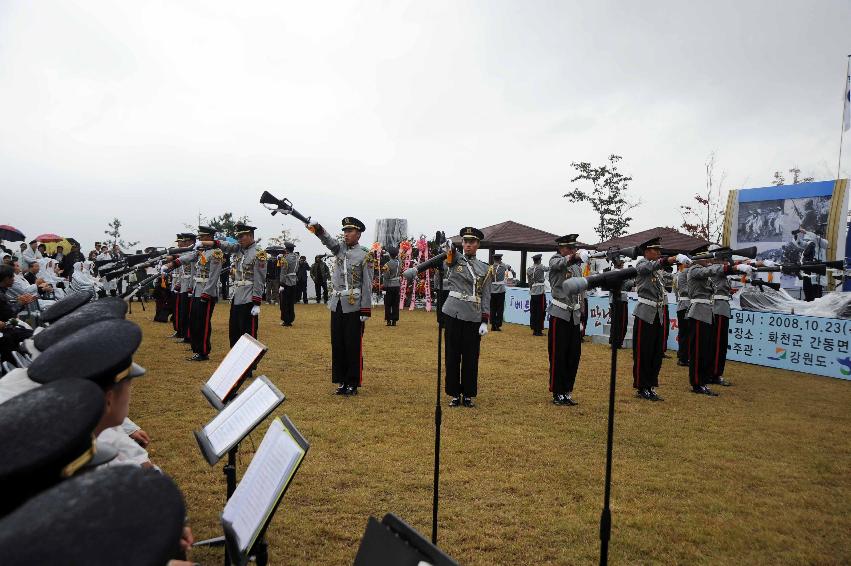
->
xmin=677 ymin=296 xmax=690 ymax=303
xmin=637 ymin=297 xmax=664 ymax=307
xmin=195 ymin=277 xmax=208 ymax=283
xmin=551 ymin=298 xmax=580 ymax=311
xmin=690 ymin=298 xmax=712 ymax=305
xmin=712 ymin=295 xmax=731 ymax=301
xmin=448 ymin=291 xmax=480 ymax=304
xmin=332 ymin=289 xmax=361 ymax=298
xmin=234 ymin=281 xmax=253 ymax=287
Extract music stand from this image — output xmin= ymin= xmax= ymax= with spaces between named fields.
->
xmin=201 ymin=334 xmax=268 ymax=410
xmin=353 ymin=513 xmax=458 ymax=566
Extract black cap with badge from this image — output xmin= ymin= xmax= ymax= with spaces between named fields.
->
xmin=342 ymin=217 xmax=366 ymax=232
xmin=234 ymin=223 xmax=257 ymax=236
xmin=29 ymin=319 xmax=146 ymax=390
xmin=0 ymin=466 xmax=186 ymax=565
xmin=459 ymin=227 xmax=484 ymax=240
xmin=39 ymin=291 xmax=92 ymax=325
xmin=555 ymin=234 xmax=579 ymax=247
xmin=532 ymin=253 xmax=542 ymax=261
xmin=0 ymin=379 xmax=116 ymax=516
xmin=33 ymin=298 xmax=128 ymax=353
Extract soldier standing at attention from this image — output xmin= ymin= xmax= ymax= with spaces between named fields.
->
xmin=631 ymin=238 xmax=682 ymax=400
xmin=442 ymin=227 xmax=492 ymax=408
xmin=674 ymin=244 xmax=706 ymax=367
xmin=608 ymin=257 xmax=633 ymax=349
xmin=489 ymin=254 xmax=512 ymax=331
xmin=381 ymin=246 xmax=401 ymax=326
xmin=305 ymin=216 xmax=373 ymax=396
xmin=279 ymin=242 xmax=298 ymax=327
xmin=526 ymin=253 xmax=548 ymax=336
xmin=207 ymin=224 xmax=267 ymax=346
xmin=172 ymin=226 xmax=222 ymax=361
xmin=547 ymin=235 xmax=587 ymax=406
xmin=169 ymin=233 xmax=187 ymax=339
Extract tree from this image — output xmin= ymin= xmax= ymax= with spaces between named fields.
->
xmin=103 ymin=218 xmax=139 ymax=250
xmin=680 ymin=152 xmax=726 ymax=243
xmin=564 ymin=155 xmax=640 ymax=242
xmin=207 ymin=212 xmax=253 ymax=238
xmin=266 ymin=229 xmax=299 ymax=247
xmin=771 ymin=166 xmax=814 ymax=186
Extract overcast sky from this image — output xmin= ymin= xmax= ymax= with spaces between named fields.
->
xmin=1 ymin=0 xmax=849 ymax=264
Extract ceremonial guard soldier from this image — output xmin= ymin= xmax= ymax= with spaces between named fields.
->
xmin=434 ymin=264 xmax=451 ymax=324
xmin=608 ymin=257 xmax=633 ymax=349
xmin=279 ymin=242 xmax=298 ymax=327
xmin=381 ymin=246 xmax=401 ymax=326
xmin=489 ymin=254 xmax=512 ymax=331
xmin=169 ymin=232 xmax=185 ymax=338
xmin=632 ymin=238 xmax=681 ymax=400
xmin=177 ymin=232 xmax=196 ymax=343
xmin=674 ymin=252 xmax=695 ymax=367
xmin=306 ymin=216 xmax=373 ymax=395
xmin=548 ymin=234 xmax=587 ymax=405
xmin=173 ymin=226 xmax=221 ymax=361
xmin=526 ymin=253 xmax=549 ymax=336
xmin=211 ymin=224 xmax=267 ymax=346
xmin=442 ymin=227 xmax=492 ymax=407
xmin=685 ymin=252 xmax=749 ymax=395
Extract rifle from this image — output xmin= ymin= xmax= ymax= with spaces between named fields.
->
xmin=101 ymin=247 xmax=194 ymax=282
xmin=260 ymin=190 xmax=317 ymax=224
xmin=733 ymin=277 xmax=781 ymax=292
xmin=690 ymin=246 xmax=757 ymax=261
xmin=589 ymin=245 xmax=641 ymax=261
xmin=755 ymin=260 xmax=845 ymax=276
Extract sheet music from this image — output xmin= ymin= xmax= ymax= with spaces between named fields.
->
xmin=222 ymin=419 xmax=304 ymax=552
xmin=205 ymin=335 xmax=265 ymax=400
xmin=204 ymin=379 xmax=280 ymax=455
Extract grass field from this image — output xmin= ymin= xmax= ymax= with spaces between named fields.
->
xmin=127 ymin=302 xmax=851 ymax=565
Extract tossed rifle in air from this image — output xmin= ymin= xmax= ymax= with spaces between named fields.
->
xmin=260 ymin=191 xmax=314 ymax=225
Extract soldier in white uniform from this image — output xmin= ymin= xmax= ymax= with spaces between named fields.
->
xmin=489 ymin=254 xmax=513 ymax=331
xmin=381 ymin=246 xmax=401 ymax=326
xmin=631 ymin=238 xmax=680 ymax=401
xmin=279 ymin=242 xmax=298 ymax=327
xmin=306 ymin=216 xmax=373 ymax=395
xmin=527 ymin=253 xmax=549 ymax=336
xmin=172 ymin=227 xmax=222 ymax=361
xmin=212 ymin=224 xmax=267 ymax=347
xmin=548 ymin=235 xmax=587 ymax=406
xmin=441 ymin=227 xmax=492 ymax=408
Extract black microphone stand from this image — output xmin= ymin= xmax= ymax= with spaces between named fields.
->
xmin=432 ymin=267 xmax=444 ymax=544
xmin=599 ymin=283 xmax=621 ymax=565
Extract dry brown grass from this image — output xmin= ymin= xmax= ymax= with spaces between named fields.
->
xmin=127 ymin=302 xmax=851 ymax=565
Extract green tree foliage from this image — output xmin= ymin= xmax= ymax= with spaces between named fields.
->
xmin=564 ymin=155 xmax=639 ymax=242
xmin=103 ymin=218 xmax=139 ymax=250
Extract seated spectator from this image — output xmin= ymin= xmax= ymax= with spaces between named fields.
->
xmin=0 ymin=265 xmax=33 ymax=362
xmin=21 ymin=240 xmax=42 ymax=268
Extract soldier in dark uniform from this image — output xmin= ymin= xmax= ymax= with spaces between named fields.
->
xmin=381 ymin=246 xmax=401 ymax=326
xmin=631 ymin=238 xmax=680 ymax=400
xmin=305 ymin=216 xmax=373 ymax=395
xmin=548 ymin=235 xmax=587 ymax=405
xmin=212 ymin=224 xmax=267 ymax=346
xmin=310 ymin=255 xmax=330 ymax=303
xmin=526 ymin=253 xmax=548 ymax=336
xmin=489 ymin=254 xmax=513 ymax=331
xmin=173 ymin=227 xmax=222 ymax=361
xmin=279 ymin=242 xmax=298 ymax=327
xmin=442 ymin=227 xmax=492 ymax=407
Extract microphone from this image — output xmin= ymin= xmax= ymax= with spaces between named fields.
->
xmin=562 ymin=267 xmax=638 ymax=295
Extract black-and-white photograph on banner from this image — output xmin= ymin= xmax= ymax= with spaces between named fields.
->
xmin=730 ymin=180 xmax=847 ymax=288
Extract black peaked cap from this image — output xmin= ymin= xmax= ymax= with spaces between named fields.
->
xmin=34 ymin=299 xmax=127 ymax=352
xmin=40 ymin=292 xmax=92 ymax=325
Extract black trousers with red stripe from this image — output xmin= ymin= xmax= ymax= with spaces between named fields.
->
xmin=190 ymin=297 xmax=216 ymax=355
xmin=662 ymin=306 xmax=670 ymax=352
xmin=444 ymin=315 xmax=482 ymax=397
xmin=632 ymin=316 xmax=664 ymax=390
xmin=676 ymin=310 xmax=691 ymax=364
xmin=688 ymin=318 xmax=714 ymax=387
xmin=229 ymin=302 xmax=259 ymax=347
xmin=712 ymin=314 xmax=730 ymax=378
xmin=178 ymin=293 xmax=192 ymax=339
xmin=171 ymin=291 xmax=180 ymax=331
xmin=609 ymin=300 xmax=629 ymax=348
xmin=548 ymin=315 xmax=582 ymax=395
xmin=331 ymin=302 xmax=364 ymax=388
xmin=529 ymin=292 xmax=546 ymax=334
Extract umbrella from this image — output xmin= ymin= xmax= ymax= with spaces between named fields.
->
xmin=42 ymin=238 xmax=76 ymax=255
xmin=35 ymin=233 xmax=63 ymax=243
xmin=0 ymin=225 xmax=25 ymax=242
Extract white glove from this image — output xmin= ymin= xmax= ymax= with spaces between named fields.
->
xmin=250 ymin=305 xmax=260 ymax=316
xmin=441 ymin=240 xmax=452 ymax=253
xmin=762 ymin=259 xmax=776 ymax=267
xmin=279 ymin=286 xmax=285 ymax=293
xmin=360 ymin=315 xmax=369 ymax=323
xmin=478 ymin=322 xmax=488 ymax=336
xmin=160 ymin=265 xmax=169 ymax=275
xmin=306 ymin=221 xmax=319 ymax=230
xmin=675 ymin=254 xmax=691 ymax=265
xmin=577 ymin=249 xmax=590 ymax=263
xmin=736 ymin=264 xmax=754 ymax=274
xmin=193 ymin=240 xmax=204 ymax=250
